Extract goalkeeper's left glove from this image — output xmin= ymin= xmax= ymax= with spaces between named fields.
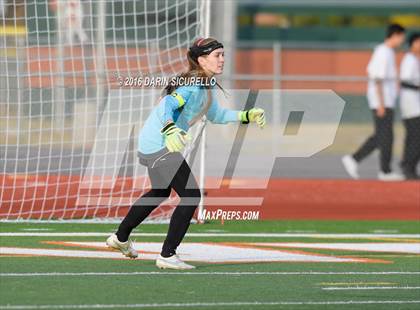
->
xmin=161 ymin=121 xmax=191 ymax=153
xmin=239 ymin=108 xmax=265 ymax=128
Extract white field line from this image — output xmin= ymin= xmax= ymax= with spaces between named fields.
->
xmin=323 ymin=286 xmax=420 ymax=290
xmin=0 ymin=232 xmax=419 ymax=238
xmin=0 ymin=300 xmax=419 ymax=309
xmin=21 ymin=229 xmax=53 ymax=231
xmin=1 ymin=271 xmax=420 ymax=277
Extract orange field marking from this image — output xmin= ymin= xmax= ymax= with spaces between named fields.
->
xmin=42 ymin=241 xmax=160 ymax=255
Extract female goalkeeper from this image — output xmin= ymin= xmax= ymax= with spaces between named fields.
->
xmin=106 ymin=38 xmax=265 ymax=269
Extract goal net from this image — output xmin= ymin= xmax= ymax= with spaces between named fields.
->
xmin=0 ymin=0 xmax=210 ymax=221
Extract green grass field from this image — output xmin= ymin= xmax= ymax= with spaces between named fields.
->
xmin=1 ymin=220 xmax=419 ymax=309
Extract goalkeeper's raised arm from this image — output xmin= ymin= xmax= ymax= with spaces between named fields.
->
xmin=138 ymin=38 xmax=265 ymax=155
xmin=107 ymin=37 xmax=266 ymax=270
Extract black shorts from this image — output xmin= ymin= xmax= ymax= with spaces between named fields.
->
xmin=138 ymin=148 xmax=184 ymax=169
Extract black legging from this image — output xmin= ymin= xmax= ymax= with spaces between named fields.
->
xmin=401 ymin=116 xmax=420 ymax=173
xmin=116 ymin=159 xmax=201 ymax=257
xmin=353 ymin=108 xmax=394 ymax=173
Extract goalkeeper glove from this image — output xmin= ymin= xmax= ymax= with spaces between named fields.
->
xmin=161 ymin=122 xmax=191 ymax=153
xmin=239 ymin=108 xmax=265 ymax=128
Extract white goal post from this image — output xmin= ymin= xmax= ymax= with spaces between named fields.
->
xmin=0 ymin=0 xmax=211 ymax=222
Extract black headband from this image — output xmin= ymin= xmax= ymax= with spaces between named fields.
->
xmin=189 ymin=40 xmax=224 ymax=60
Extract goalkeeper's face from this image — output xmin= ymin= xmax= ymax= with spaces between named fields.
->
xmin=199 ymin=48 xmax=225 ymax=76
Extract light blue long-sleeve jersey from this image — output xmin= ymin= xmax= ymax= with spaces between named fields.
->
xmin=138 ymin=85 xmax=240 ymax=154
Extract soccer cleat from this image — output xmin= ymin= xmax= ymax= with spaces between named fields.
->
xmin=156 ymin=254 xmax=195 ymax=270
xmin=378 ymin=171 xmax=405 ymax=181
xmin=106 ymin=234 xmax=138 ymax=259
xmin=341 ymin=155 xmax=359 ymax=179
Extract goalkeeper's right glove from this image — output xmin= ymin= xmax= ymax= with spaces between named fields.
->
xmin=161 ymin=121 xmax=191 ymax=153
xmin=239 ymin=108 xmax=265 ymax=128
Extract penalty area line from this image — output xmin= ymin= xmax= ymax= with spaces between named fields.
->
xmin=323 ymin=286 xmax=420 ymax=290
xmin=0 ymin=300 xmax=420 ymax=309
xmin=1 ymin=271 xmax=420 ymax=277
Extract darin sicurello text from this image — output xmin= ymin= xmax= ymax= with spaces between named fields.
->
xmin=117 ymin=75 xmax=217 ymax=87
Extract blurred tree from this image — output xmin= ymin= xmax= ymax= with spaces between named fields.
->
xmin=326 ymin=15 xmax=352 ymax=27
xmin=351 ymin=16 xmax=389 ymax=27
xmin=292 ymin=15 xmax=320 ymax=27
xmin=391 ymin=15 xmax=420 ymax=27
